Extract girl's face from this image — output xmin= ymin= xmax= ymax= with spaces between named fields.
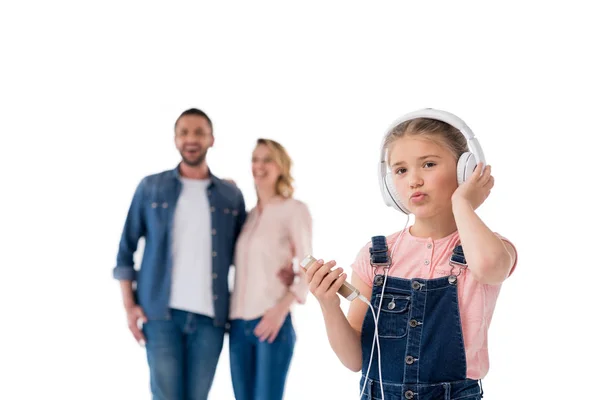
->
xmin=252 ymin=144 xmax=281 ymax=191
xmin=388 ymin=135 xmax=458 ymax=219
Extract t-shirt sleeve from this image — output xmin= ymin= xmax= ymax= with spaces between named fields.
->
xmin=350 ymin=241 xmax=375 ymax=287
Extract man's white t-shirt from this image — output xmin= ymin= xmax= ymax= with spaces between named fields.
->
xmin=169 ymin=177 xmax=214 ymax=317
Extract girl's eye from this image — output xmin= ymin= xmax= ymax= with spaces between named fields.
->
xmin=396 ymin=168 xmax=407 ymax=175
xmin=424 ymin=162 xmax=436 ymax=168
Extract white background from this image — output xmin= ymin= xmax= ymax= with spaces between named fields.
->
xmin=1 ymin=1 xmax=599 ymax=399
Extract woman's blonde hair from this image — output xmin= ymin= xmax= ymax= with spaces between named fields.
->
xmin=255 ymin=138 xmax=294 ymax=198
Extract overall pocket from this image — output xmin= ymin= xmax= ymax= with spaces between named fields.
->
xmin=373 ymin=293 xmax=411 ymax=339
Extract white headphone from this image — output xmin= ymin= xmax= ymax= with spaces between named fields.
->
xmin=378 ymin=108 xmax=486 ymax=215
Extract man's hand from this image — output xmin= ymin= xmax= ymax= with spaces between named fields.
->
xmin=126 ymin=305 xmax=147 ymax=346
xmin=277 ymin=265 xmax=296 ymax=286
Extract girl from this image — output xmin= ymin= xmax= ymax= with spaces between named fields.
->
xmin=305 ymin=110 xmax=517 ymax=400
xmin=229 ymin=138 xmax=312 ymax=400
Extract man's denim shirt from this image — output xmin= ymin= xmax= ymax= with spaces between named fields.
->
xmin=113 ymin=165 xmax=247 ymax=327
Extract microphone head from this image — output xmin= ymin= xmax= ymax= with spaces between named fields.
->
xmin=300 ymin=255 xmax=317 ymax=270
xmin=299 ymin=254 xmax=361 ymax=302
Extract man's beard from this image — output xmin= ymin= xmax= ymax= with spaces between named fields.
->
xmin=180 ymin=149 xmax=207 ymax=167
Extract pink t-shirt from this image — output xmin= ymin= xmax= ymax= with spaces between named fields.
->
xmin=230 ymin=197 xmax=312 ymax=320
xmin=351 ymin=228 xmax=517 ymax=380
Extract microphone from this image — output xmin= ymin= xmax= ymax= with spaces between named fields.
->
xmin=299 ymin=255 xmax=363 ymax=302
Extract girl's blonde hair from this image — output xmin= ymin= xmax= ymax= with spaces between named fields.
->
xmin=384 ymin=118 xmax=468 ymax=162
xmin=255 ymin=138 xmax=294 ymax=198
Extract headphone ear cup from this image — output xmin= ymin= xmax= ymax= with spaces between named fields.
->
xmin=457 ymin=152 xmax=477 ymax=185
xmin=385 ymin=173 xmax=409 ymax=214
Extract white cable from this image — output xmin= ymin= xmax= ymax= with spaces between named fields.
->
xmin=359 ymin=270 xmax=388 ymax=400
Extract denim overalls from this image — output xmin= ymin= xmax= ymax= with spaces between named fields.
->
xmin=360 ymin=236 xmax=483 ymax=400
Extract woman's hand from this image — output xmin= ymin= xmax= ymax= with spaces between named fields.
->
xmin=254 ymin=303 xmax=289 ymax=343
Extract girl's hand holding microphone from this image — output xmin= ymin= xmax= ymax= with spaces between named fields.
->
xmin=304 ymin=259 xmax=347 ymax=311
xmin=301 ymin=256 xmax=365 ymax=372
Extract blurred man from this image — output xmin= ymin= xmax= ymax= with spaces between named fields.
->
xmin=113 ymin=108 xmax=246 ymax=399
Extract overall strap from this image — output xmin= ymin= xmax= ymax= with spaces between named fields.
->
xmin=449 ymin=243 xmax=468 ymax=283
xmin=370 ymin=235 xmax=390 ymax=267
xmin=450 ymin=244 xmax=467 ymax=266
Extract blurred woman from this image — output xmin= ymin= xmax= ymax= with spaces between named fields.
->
xmin=229 ymin=138 xmax=312 ymax=400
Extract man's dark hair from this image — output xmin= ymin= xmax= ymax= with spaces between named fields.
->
xmin=174 ymin=108 xmax=213 ymax=134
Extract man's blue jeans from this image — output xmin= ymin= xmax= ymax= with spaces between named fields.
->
xmin=142 ymin=309 xmax=225 ymax=400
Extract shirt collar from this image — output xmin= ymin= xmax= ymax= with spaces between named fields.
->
xmin=170 ymin=163 xmax=218 ymax=187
